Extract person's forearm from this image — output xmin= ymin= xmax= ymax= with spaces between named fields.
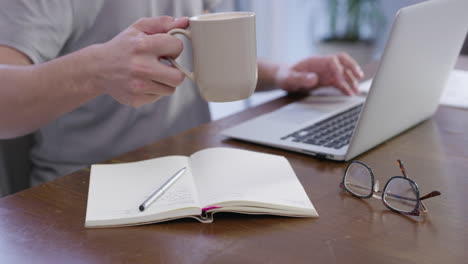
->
xmin=255 ymin=60 xmax=280 ymax=91
xmin=0 ymin=17 xmax=190 ymax=139
xmin=0 ymin=45 xmax=103 ymax=139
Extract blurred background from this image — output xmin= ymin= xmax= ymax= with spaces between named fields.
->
xmin=209 ymin=0 xmax=427 ymax=120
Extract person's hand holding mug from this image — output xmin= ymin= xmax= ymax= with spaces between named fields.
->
xmin=94 ymin=12 xmax=257 ymax=106
xmin=92 ymin=16 xmax=188 ymax=107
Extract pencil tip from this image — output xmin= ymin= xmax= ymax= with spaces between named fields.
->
xmin=139 ymin=205 xmax=145 ymax=212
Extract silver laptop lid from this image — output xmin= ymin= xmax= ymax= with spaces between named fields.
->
xmin=345 ymin=0 xmax=468 ymax=161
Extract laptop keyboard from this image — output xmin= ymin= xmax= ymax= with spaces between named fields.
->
xmin=281 ymin=103 xmax=364 ymax=149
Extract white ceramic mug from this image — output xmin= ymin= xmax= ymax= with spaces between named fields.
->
xmin=167 ymin=12 xmax=258 ymax=102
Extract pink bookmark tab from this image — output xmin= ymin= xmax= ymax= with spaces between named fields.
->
xmin=202 ymin=206 xmax=222 ymax=212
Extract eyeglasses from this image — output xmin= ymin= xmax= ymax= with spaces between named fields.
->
xmin=340 ymin=160 xmax=441 ymax=216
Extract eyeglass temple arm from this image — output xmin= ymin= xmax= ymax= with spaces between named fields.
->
xmin=420 ymin=190 xmax=441 ymax=200
xmin=417 ymin=190 xmax=441 ymax=215
xmin=397 ymin=159 xmax=408 ymax=178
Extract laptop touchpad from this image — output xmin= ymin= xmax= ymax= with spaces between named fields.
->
xmin=265 ymin=96 xmax=365 ymax=126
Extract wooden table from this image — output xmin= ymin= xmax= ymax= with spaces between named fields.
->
xmin=1 ymin=58 xmax=468 ymax=264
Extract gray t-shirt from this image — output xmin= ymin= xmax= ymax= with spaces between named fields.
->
xmin=0 ymin=0 xmax=213 ymax=185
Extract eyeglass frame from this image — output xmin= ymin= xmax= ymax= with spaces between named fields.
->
xmin=340 ymin=160 xmax=441 ymax=216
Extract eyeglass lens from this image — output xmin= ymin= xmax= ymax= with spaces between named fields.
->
xmin=344 ymin=162 xmax=373 ymax=197
xmin=383 ymin=178 xmax=418 ymax=213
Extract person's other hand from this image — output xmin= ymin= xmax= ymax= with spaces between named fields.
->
xmin=92 ymin=16 xmax=189 ymax=107
xmin=275 ymin=53 xmax=364 ymax=96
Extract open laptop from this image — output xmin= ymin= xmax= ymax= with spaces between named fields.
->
xmin=222 ymin=0 xmax=468 ymax=161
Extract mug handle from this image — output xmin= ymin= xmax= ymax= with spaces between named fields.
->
xmin=167 ymin=28 xmax=195 ymax=82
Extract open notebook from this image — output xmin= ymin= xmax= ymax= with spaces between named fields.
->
xmin=85 ymin=147 xmax=318 ymax=228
